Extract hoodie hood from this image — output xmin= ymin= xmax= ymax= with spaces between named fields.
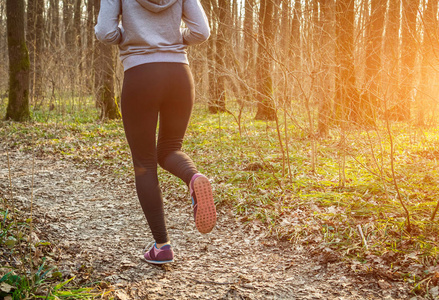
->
xmin=136 ymin=0 xmax=178 ymax=13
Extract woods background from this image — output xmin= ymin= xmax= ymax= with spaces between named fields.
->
xmin=2 ymin=0 xmax=439 ymax=228
xmin=1 ymin=0 xmax=438 ymax=125
xmin=2 ymin=0 xmax=439 ymax=233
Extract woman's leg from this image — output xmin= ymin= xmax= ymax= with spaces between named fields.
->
xmin=157 ymin=64 xmax=198 ymax=186
xmin=155 ymin=64 xmax=217 ymax=234
xmin=121 ymin=63 xmax=170 ymax=244
xmin=155 ymin=63 xmax=216 ymax=235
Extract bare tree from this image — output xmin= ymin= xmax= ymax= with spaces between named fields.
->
xmin=243 ymin=0 xmax=255 ymax=100
xmin=48 ymin=0 xmax=60 ymax=48
xmin=73 ymin=0 xmax=82 ymax=70
xmin=397 ymin=0 xmax=420 ymax=120
xmin=86 ymin=0 xmax=95 ymax=92
xmin=290 ymin=0 xmax=301 ymax=73
xmin=317 ymin=0 xmax=335 ymax=137
xmin=255 ymin=0 xmax=275 ymax=120
xmin=5 ymin=0 xmax=30 ymax=121
xmin=210 ymin=0 xmax=228 ymax=113
xmin=383 ymin=0 xmax=400 ymax=116
xmin=335 ymin=0 xmax=359 ymax=123
xmin=0 ymin=2 xmax=7 ymax=90
xmin=416 ymin=0 xmax=439 ymax=125
xmin=27 ymin=0 xmax=45 ymax=105
xmin=364 ymin=0 xmax=386 ymax=124
xmin=63 ymin=0 xmax=75 ymax=49
xmin=93 ymin=0 xmax=118 ymax=120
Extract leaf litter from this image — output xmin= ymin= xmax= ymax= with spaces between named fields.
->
xmin=0 ymin=149 xmax=419 ymax=299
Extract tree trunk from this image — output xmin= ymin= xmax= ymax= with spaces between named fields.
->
xmin=205 ymin=0 xmax=217 ymax=112
xmin=1 ymin=2 xmax=7 ymax=68
xmin=93 ymin=0 xmax=118 ymax=120
xmin=74 ymin=0 xmax=82 ymax=70
xmin=210 ymin=0 xmax=228 ymax=113
xmin=317 ymin=0 xmax=335 ymax=137
xmin=27 ymin=0 xmax=36 ymax=70
xmin=243 ymin=0 xmax=255 ymax=103
xmin=5 ymin=0 xmax=30 ymax=121
xmin=364 ymin=0 xmax=386 ymax=124
xmin=232 ymin=0 xmax=239 ymax=48
xmin=244 ymin=0 xmax=254 ymax=65
xmin=280 ymin=0 xmax=289 ymax=52
xmin=416 ymin=0 xmax=438 ymax=125
xmin=27 ymin=0 xmax=45 ymax=105
xmin=49 ymin=0 xmax=59 ymax=48
xmin=312 ymin=0 xmax=319 ymax=53
xmin=397 ymin=0 xmax=420 ymax=121
xmin=290 ymin=0 xmax=301 ymax=71
xmin=96 ymin=45 xmax=118 ymax=120
xmin=289 ymin=0 xmax=301 ymax=104
xmin=63 ymin=0 xmax=75 ymax=49
xmin=35 ymin=0 xmax=44 ymax=102
xmin=86 ymin=0 xmax=95 ymax=93
xmin=255 ymin=0 xmax=276 ymax=121
xmin=335 ymin=0 xmax=359 ymax=123
xmin=383 ymin=0 xmax=400 ymax=117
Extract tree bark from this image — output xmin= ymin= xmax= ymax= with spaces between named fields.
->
xmin=290 ymin=0 xmax=301 ymax=71
xmin=317 ymin=0 xmax=335 ymax=137
xmin=280 ymin=0 xmax=289 ymax=51
xmin=397 ymin=0 xmax=420 ymax=121
xmin=255 ymin=0 xmax=275 ymax=121
xmin=27 ymin=0 xmax=45 ymax=105
xmin=27 ymin=0 xmax=36 ymax=69
xmin=243 ymin=0 xmax=255 ymax=103
xmin=204 ymin=0 xmax=217 ymax=112
xmin=96 ymin=44 xmax=118 ymax=120
xmin=364 ymin=0 xmax=386 ymax=124
xmin=383 ymin=0 xmax=400 ymax=117
xmin=416 ymin=0 xmax=438 ymax=125
xmin=335 ymin=0 xmax=359 ymax=123
xmin=210 ymin=0 xmax=228 ymax=113
xmin=49 ymin=0 xmax=60 ymax=48
xmin=6 ymin=0 xmax=30 ymax=121
xmin=86 ymin=0 xmax=95 ymax=93
xmin=63 ymin=0 xmax=75 ymax=49
xmin=74 ymin=0 xmax=82 ymax=70
xmin=93 ymin=0 xmax=118 ymax=120
xmin=289 ymin=0 xmax=301 ymax=104
xmin=1 ymin=2 xmax=7 ymax=68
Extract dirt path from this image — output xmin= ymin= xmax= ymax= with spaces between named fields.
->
xmin=0 ymin=149 xmax=413 ymax=299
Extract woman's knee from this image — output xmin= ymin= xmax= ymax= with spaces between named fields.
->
xmin=157 ymin=150 xmax=169 ymax=169
xmin=157 ymin=149 xmax=181 ymax=169
xmin=133 ymin=159 xmax=157 ymax=176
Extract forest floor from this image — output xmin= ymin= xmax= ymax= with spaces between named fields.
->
xmin=1 ymin=147 xmax=417 ymax=299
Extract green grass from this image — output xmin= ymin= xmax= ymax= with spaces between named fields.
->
xmin=1 ymin=101 xmax=439 ymax=296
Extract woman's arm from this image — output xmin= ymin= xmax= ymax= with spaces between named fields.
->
xmin=182 ymin=0 xmax=210 ymax=45
xmin=95 ymin=0 xmax=122 ymax=45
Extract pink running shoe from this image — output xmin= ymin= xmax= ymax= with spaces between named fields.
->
xmin=143 ymin=243 xmax=174 ymax=264
xmin=190 ymin=173 xmax=217 ymax=233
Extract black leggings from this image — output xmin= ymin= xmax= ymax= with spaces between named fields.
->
xmin=121 ymin=63 xmax=198 ymax=244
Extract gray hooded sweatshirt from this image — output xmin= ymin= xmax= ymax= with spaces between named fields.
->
xmin=95 ymin=0 xmax=210 ymax=71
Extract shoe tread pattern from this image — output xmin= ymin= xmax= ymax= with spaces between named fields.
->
xmin=194 ymin=177 xmax=216 ymax=233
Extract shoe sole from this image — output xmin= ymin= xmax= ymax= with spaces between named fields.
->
xmin=143 ymin=257 xmax=174 ymax=264
xmin=193 ymin=176 xmax=217 ymax=233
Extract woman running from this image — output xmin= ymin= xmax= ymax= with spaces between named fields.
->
xmin=95 ymin=0 xmax=216 ymax=264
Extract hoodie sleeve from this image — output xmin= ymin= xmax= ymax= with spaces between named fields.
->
xmin=181 ymin=0 xmax=210 ymax=45
xmin=95 ymin=0 xmax=122 ymax=45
